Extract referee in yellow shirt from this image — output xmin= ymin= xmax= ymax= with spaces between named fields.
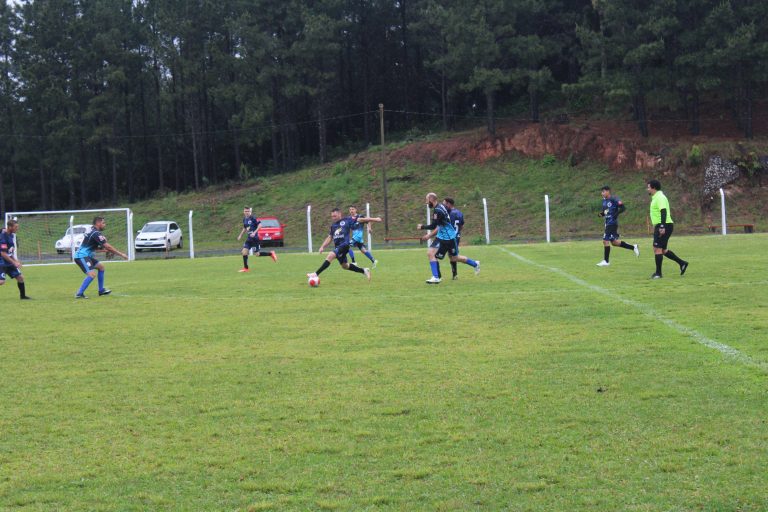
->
xmin=647 ymin=179 xmax=689 ymax=279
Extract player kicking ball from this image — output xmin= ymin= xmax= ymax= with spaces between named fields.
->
xmin=307 ymin=208 xmax=380 ymax=284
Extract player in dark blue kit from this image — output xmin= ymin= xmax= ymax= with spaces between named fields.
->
xmin=346 ymin=205 xmax=380 ymax=268
xmin=307 ymin=208 xmax=380 ymax=283
xmin=74 ymin=216 xmax=128 ymax=298
xmin=596 ymin=185 xmax=639 ymax=267
xmin=0 ymin=219 xmax=31 ymax=300
xmin=237 ymin=206 xmax=277 ymax=272
xmin=417 ymin=192 xmax=479 ymax=284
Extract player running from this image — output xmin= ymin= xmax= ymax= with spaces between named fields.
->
xmin=0 ymin=219 xmax=31 ymax=300
xmin=417 ymin=192 xmax=479 ymax=284
xmin=307 ymin=208 xmax=381 ymax=283
xmin=237 ymin=206 xmax=277 ymax=272
xmin=596 ymin=185 xmax=639 ymax=266
xmin=346 ymin=205 xmax=378 ymax=268
xmin=74 ymin=216 xmax=128 ymax=298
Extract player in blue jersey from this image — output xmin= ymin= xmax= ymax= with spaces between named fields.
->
xmin=417 ymin=192 xmax=479 ymax=284
xmin=307 ymin=208 xmax=381 ymax=283
xmin=237 ymin=206 xmax=277 ymax=272
xmin=346 ymin=205 xmax=379 ymax=268
xmin=445 ymin=198 xmax=464 ymax=280
xmin=73 ymin=216 xmax=128 ymax=298
xmin=596 ymin=186 xmax=639 ymax=266
xmin=0 ymin=219 xmax=31 ymax=300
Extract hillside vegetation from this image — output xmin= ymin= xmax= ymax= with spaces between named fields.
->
xmin=128 ymin=136 xmax=767 ymax=251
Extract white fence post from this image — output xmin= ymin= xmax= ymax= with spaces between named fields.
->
xmin=425 ymin=204 xmax=432 ymax=247
xmin=307 ymin=205 xmax=313 ymax=253
xmin=719 ymin=188 xmax=727 ymax=235
xmin=482 ymin=197 xmax=490 ymax=244
xmin=188 ymin=210 xmax=195 ymax=259
xmin=366 ymin=202 xmax=372 ymax=249
xmin=69 ymin=215 xmax=75 ymax=258
xmin=545 ymin=194 xmax=551 ymax=243
xmin=127 ymin=210 xmax=134 ymax=261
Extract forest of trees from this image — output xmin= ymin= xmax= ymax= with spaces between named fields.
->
xmin=1 ymin=0 xmax=767 ymax=211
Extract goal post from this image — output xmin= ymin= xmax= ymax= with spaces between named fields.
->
xmin=4 ymin=208 xmax=134 ymax=266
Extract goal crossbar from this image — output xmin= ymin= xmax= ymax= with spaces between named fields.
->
xmin=5 ymin=208 xmax=134 ymax=266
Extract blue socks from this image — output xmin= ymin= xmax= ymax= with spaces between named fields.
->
xmin=465 ymin=258 xmax=478 ymax=268
xmin=430 ymin=261 xmax=440 ymax=278
xmin=78 ymin=275 xmax=94 ymax=296
xmin=98 ymin=270 xmax=105 ymax=291
xmin=363 ymin=250 xmax=375 ymax=263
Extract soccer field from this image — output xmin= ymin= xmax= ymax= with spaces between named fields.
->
xmin=1 ymin=235 xmax=766 ymax=511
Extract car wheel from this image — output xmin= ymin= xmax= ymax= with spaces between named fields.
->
xmin=136 ymin=248 xmax=143 ymax=252
xmin=278 ymin=241 xmax=284 ymax=247
xmin=177 ymin=237 xmax=183 ymax=249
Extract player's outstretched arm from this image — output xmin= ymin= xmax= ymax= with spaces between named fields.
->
xmin=357 ymin=216 xmax=382 ymax=223
xmin=237 ymin=227 xmax=246 ymax=241
xmin=103 ymin=242 xmax=128 ymax=260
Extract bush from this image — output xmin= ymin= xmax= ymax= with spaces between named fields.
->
xmin=687 ymin=145 xmax=703 ymax=167
xmin=541 ymin=154 xmax=557 ymax=166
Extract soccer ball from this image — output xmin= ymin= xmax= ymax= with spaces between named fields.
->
xmin=308 ymin=274 xmax=320 ymax=287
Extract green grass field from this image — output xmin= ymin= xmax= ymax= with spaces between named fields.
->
xmin=1 ymin=235 xmax=767 ymax=511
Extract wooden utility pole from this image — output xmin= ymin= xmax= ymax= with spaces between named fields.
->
xmin=380 ymin=103 xmax=389 ymax=237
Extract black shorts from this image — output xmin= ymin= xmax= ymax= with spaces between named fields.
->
xmin=243 ymin=237 xmax=261 ymax=252
xmin=0 ymin=265 xmax=21 ymax=280
xmin=75 ymin=256 xmax=100 ymax=274
xmin=653 ymin=223 xmax=674 ymax=250
xmin=432 ymin=238 xmax=458 ymax=260
xmin=603 ymin=225 xmax=620 ymax=241
xmin=351 ymin=241 xmax=367 ymax=250
xmin=333 ymin=244 xmax=351 ymax=265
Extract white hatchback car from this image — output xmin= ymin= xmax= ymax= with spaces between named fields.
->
xmin=55 ymin=224 xmax=92 ymax=254
xmin=135 ymin=221 xmax=183 ymax=251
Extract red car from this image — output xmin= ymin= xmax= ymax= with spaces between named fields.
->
xmin=256 ymin=217 xmax=285 ymax=247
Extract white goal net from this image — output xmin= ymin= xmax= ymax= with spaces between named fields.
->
xmin=4 ymin=208 xmax=134 ymax=265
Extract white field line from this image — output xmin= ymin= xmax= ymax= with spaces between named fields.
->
xmin=499 ymin=247 xmax=768 ymax=372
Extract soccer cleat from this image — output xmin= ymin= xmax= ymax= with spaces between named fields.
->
xmin=650 ymin=273 xmax=662 ymax=279
xmin=307 ymin=272 xmax=318 ymax=279
xmin=75 ymin=293 xmax=89 ymax=299
xmin=238 ymin=268 xmax=250 ymax=273
xmin=425 ymin=276 xmax=441 ymax=284
xmin=270 ymin=251 xmax=278 ymax=262
xmin=20 ymin=296 xmax=32 ymax=300
xmin=633 ymin=244 xmax=640 ymax=257
xmin=680 ymin=261 xmax=689 ymax=275
xmin=474 ymin=261 xmax=481 ymax=276
xmin=372 ymin=260 xmax=378 ymax=269
xmin=99 ymin=289 xmax=112 ymax=296
xmin=596 ymin=260 xmax=610 ymax=267
xmin=363 ymin=268 xmax=371 ymax=281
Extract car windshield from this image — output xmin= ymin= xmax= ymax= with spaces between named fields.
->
xmin=66 ymin=227 xmax=88 ymax=235
xmin=259 ymin=219 xmax=280 ymax=228
xmin=142 ymin=224 xmax=168 ymax=233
